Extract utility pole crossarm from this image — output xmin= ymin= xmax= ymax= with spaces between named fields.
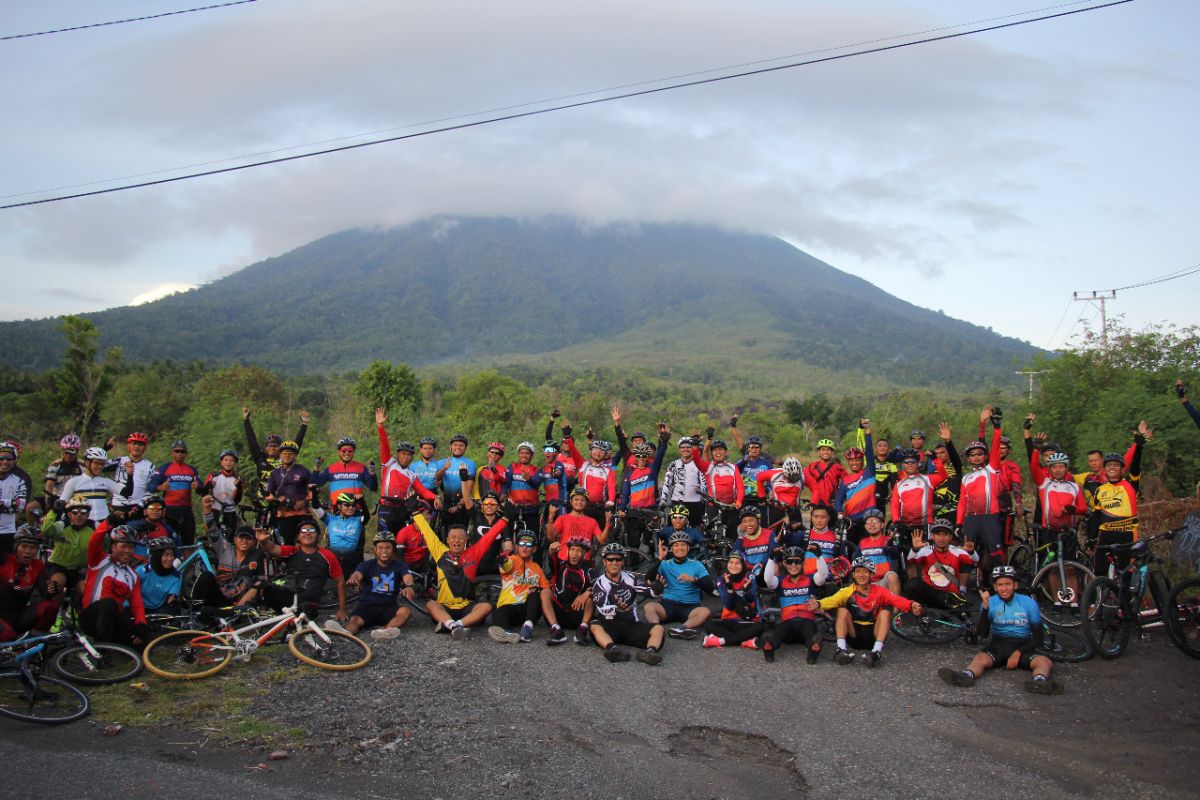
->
xmin=1072 ymin=289 xmax=1117 ymax=353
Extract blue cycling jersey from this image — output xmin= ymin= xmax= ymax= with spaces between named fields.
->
xmin=987 ymin=593 xmax=1042 ymax=639
xmin=657 ymin=558 xmax=709 ymax=605
xmin=411 ymin=458 xmax=440 ymax=491
xmin=440 ymin=456 xmax=477 ymax=495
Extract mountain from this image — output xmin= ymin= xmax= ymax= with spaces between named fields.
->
xmin=0 ymin=217 xmax=1039 ymax=388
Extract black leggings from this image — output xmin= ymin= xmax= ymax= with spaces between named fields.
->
xmin=166 ymin=507 xmax=197 ymax=547
xmin=492 ymin=600 xmax=543 ymax=630
xmin=902 ymin=578 xmax=966 ymax=610
xmin=767 ymin=617 xmax=820 ymax=649
xmin=705 ymin=618 xmax=763 ymax=644
xmin=81 ymin=598 xmax=136 ymax=646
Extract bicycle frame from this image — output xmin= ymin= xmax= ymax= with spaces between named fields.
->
xmin=205 ymin=602 xmax=327 ymax=658
xmin=174 ymin=543 xmax=216 ymax=575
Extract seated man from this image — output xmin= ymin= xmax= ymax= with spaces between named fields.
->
xmin=817 ymin=556 xmax=923 ymax=667
xmin=547 ymin=536 xmax=595 ymax=646
xmin=339 ymin=531 xmax=415 ymax=641
xmin=904 ymin=521 xmax=977 ymax=609
xmin=589 ymin=542 xmax=664 ymax=665
xmin=938 ymin=565 xmax=1062 ymax=695
xmin=256 ymin=518 xmax=347 ymax=624
xmin=645 ymin=531 xmax=712 ymax=638
xmin=41 ymin=494 xmax=95 ymax=598
xmin=762 ymin=544 xmax=828 ymax=664
xmin=81 ymin=525 xmax=149 ymax=647
xmin=488 ymin=530 xmax=553 ymax=644
xmin=412 ymin=499 xmax=507 ymax=638
xmin=854 ymin=509 xmax=902 ymax=594
xmin=0 ymin=528 xmax=59 ymax=641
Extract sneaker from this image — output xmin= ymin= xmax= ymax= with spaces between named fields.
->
xmin=518 ymin=623 xmax=533 ymax=643
xmin=702 ymin=634 xmax=722 ymax=648
xmin=637 ymin=650 xmax=663 ymax=666
xmin=450 ymin=624 xmax=470 ymax=640
xmin=862 ymin=651 xmax=880 ymax=668
xmin=370 ymin=627 xmax=402 ymax=641
xmin=1025 ymin=677 xmax=1064 ymax=695
xmin=763 ymin=643 xmax=776 ymax=663
xmin=574 ymin=626 xmax=590 ymax=646
xmin=324 ymin=619 xmax=348 ymax=634
xmin=604 ymin=647 xmax=631 ymax=663
xmin=547 ymin=627 xmax=568 ymax=646
xmin=806 ymin=647 xmax=820 ymax=665
xmin=668 ymin=627 xmax=699 ymax=640
xmin=834 ymin=648 xmax=854 ymax=665
xmin=938 ymin=667 xmax=975 ymax=687
xmin=488 ymin=626 xmax=520 ymax=644
xmin=740 ymin=638 xmax=759 ymax=650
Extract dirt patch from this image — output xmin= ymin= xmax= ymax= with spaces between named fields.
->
xmin=668 ymin=725 xmax=808 ymax=799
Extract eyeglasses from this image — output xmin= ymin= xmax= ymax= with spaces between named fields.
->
xmin=603 ymin=556 xmax=625 ymax=563
xmin=68 ymin=508 xmax=89 ymax=514
xmin=784 ymin=559 xmax=804 ymax=565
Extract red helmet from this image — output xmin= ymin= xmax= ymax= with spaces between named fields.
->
xmin=127 ymin=432 xmax=149 ymax=445
xmin=486 ymin=441 xmax=506 ymax=455
xmin=844 ymin=447 xmax=865 ymax=460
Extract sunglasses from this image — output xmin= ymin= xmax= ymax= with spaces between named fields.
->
xmin=172 ymin=450 xmax=187 ymax=454
xmin=0 ymin=456 xmax=14 ymax=462
xmin=784 ymin=559 xmax=804 ymax=565
xmin=68 ymin=508 xmax=89 ymax=514
xmin=603 ymin=556 xmax=625 ymax=563
xmin=299 ymin=528 xmax=318 ymax=535
xmin=902 ymin=459 xmax=918 ymax=465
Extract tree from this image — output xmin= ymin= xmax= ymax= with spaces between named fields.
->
xmin=353 ymin=361 xmax=420 ymax=418
xmin=49 ymin=316 xmax=122 ymax=442
xmin=446 ymin=371 xmax=536 ymax=437
xmin=785 ymin=393 xmax=833 ymax=427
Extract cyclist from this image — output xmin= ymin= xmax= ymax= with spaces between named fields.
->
xmin=40 ymin=493 xmax=95 ymax=596
xmin=476 ymin=442 xmax=508 ymax=499
xmin=938 ymin=565 xmax=1062 ymax=695
xmin=734 ymin=432 xmax=774 ymax=511
xmin=339 ymin=531 xmax=416 ymax=641
xmin=264 ymin=440 xmax=315 ymax=546
xmin=150 ymin=439 xmax=200 ymax=546
xmin=569 ymin=435 xmax=618 ymax=532
xmin=549 ymin=487 xmax=607 ymax=563
xmin=732 ymin=506 xmax=777 ymax=582
xmin=242 ymin=406 xmax=310 ymax=500
xmin=702 ymin=552 xmax=765 ymax=650
xmin=375 ymin=408 xmax=442 ymax=533
xmin=703 ymin=439 xmax=744 ymax=540
xmin=957 ymin=407 xmax=1005 ymax=590
xmin=201 ymin=449 xmax=244 ymax=536
xmin=805 ymin=438 xmax=845 ymax=508
xmin=412 ymin=436 xmax=442 ymax=495
xmin=128 ymin=495 xmax=176 ymax=555
xmin=872 ymin=435 xmax=898 ymax=512
xmin=889 ymin=448 xmax=948 ymax=532
xmin=888 ymin=429 xmax=938 ymax=474
xmin=0 ymin=442 xmax=29 ymax=553
xmin=762 ymin=544 xmax=828 ymax=664
xmin=538 ymin=441 xmax=569 ymax=531
xmin=256 ymin=517 xmax=347 ymax=622
xmin=547 ymin=536 xmax=595 ymax=645
xmin=313 ymin=434 xmax=378 ymax=512
xmin=59 ymin=447 xmax=132 ymax=525
xmin=1090 ymin=422 xmax=1149 ymax=573
xmin=853 ymin=509 xmax=902 ymax=594
xmin=817 ymin=556 xmax=923 ymax=667
xmin=659 ymin=436 xmax=709 ymax=526
xmin=654 ymin=504 xmax=705 ymax=554
xmin=588 ymin=542 xmax=664 ymax=665
xmin=756 ymin=457 xmax=807 ymax=532
xmin=318 ymin=491 xmax=368 ymax=580
xmin=782 ymin=504 xmax=843 ymax=580
xmin=904 ymin=521 xmax=977 ymax=609
xmin=103 ymin=431 xmax=155 ymax=513
xmin=194 ymin=496 xmax=269 ymax=607
xmin=645 ymin=531 xmax=713 ymax=640
xmin=1176 ymin=379 xmax=1200 ymax=429
xmin=505 ymin=442 xmax=549 ymax=533
xmin=81 ymin=525 xmax=149 ymax=647
xmin=0 ymin=528 xmax=58 ymax=641
xmin=488 ymin=530 xmax=553 ymax=644
xmin=543 ymin=412 xmax=580 ymax=487
xmin=834 ymin=419 xmax=877 ymax=547
xmin=411 ymin=499 xmax=506 ymax=638
xmin=618 ymin=429 xmax=670 ymax=548
xmin=135 ymin=537 xmax=182 ymax=612
xmin=931 ymin=423 xmax=962 ymax=524
xmin=435 ymin=434 xmax=476 ymax=533
xmin=43 ymin=433 xmax=84 ymax=510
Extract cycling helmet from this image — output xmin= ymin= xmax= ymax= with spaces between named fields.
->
xmin=142 ymin=494 xmax=165 ymax=508
xmin=845 ymin=447 xmax=865 ymax=459
xmin=84 ymin=447 xmax=108 ymax=461
xmin=65 ymin=494 xmax=90 ymax=511
xmin=517 ymin=441 xmax=535 ymax=454
xmin=515 ymin=531 xmax=538 ymax=548
xmin=862 ymin=508 xmax=885 ymax=520
xmin=910 ymin=429 xmax=926 ymax=439
xmin=899 ymin=448 xmax=921 ymax=462
xmin=334 ymin=492 xmax=357 ymax=506
xmin=851 ymin=556 xmax=875 ymax=573
xmin=13 ymin=525 xmax=41 ymax=547
xmin=668 ymin=504 xmax=690 ymax=519
xmin=487 ymin=441 xmax=506 ymax=455
xmin=816 ymin=438 xmax=835 ymax=449
xmin=726 ymin=551 xmax=746 ymax=567
xmin=929 ymin=521 xmax=955 ymax=536
xmin=746 ymin=435 xmax=763 ymax=446
xmin=394 ymin=440 xmax=415 ymax=454
xmin=630 ymin=431 xmax=647 ymax=442
xmin=449 ymin=433 xmax=468 ymax=445
xmin=218 ymin=448 xmax=239 ymax=461
xmin=676 ymin=437 xmax=694 ymax=448
xmin=1045 ymin=452 xmax=1070 ymax=466
xmin=631 ymin=444 xmax=653 ymax=458
xmin=569 ymin=486 xmax=589 ymax=498
xmin=565 ymin=536 xmax=589 ymax=551
xmin=419 ymin=436 xmax=438 ymax=447
xmin=0 ymin=443 xmax=16 ymax=458
xmin=999 ymin=436 xmax=1012 ymax=446
xmin=1103 ymin=452 xmax=1125 ymax=466
xmin=781 ymin=545 xmax=806 ymax=560
xmin=264 ymin=433 xmax=283 ymax=447
xmin=279 ymin=440 xmax=300 ymax=453
xmin=964 ymin=440 xmax=988 ymax=455
xmin=668 ymin=531 xmax=692 ymax=546
xmin=591 ymin=439 xmax=611 ymax=452
xmin=599 ymin=542 xmax=626 ymax=559
xmin=107 ymin=525 xmax=139 ymax=548
xmin=479 ymin=491 xmax=501 ymax=503
xmin=59 ymin=433 xmax=82 ymax=452
xmin=337 ymin=437 xmax=357 ymax=450
xmin=145 ymin=536 xmax=174 ymax=552
xmin=711 ymin=439 xmax=728 ymax=450
xmin=171 ymin=439 xmax=189 ymax=452
xmin=127 ymin=432 xmax=148 ymax=445
xmin=740 ymin=506 xmax=761 ymax=519
xmin=374 ymin=530 xmax=395 ymax=546
xmin=1039 ymin=442 xmax=1062 ymax=453
xmin=543 ymin=440 xmax=560 ymax=453
xmin=782 ymin=457 xmax=802 ymax=478
xmin=991 ymin=565 xmax=1018 ymax=580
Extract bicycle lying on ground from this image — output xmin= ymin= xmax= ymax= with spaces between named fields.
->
xmin=0 ymin=642 xmax=90 ymax=724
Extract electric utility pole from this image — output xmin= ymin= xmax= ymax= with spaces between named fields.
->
xmin=1072 ymin=289 xmax=1117 ymax=353
xmin=1015 ymin=370 xmax=1047 ymax=402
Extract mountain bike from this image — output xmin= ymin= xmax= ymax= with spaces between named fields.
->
xmin=142 ymin=596 xmax=372 ymax=679
xmin=0 ymin=642 xmax=90 ymax=724
xmin=1017 ymin=524 xmax=1094 ymax=629
xmin=0 ymin=627 xmax=142 ymax=686
xmin=172 ymin=542 xmax=218 ymax=603
xmin=1080 ymin=530 xmax=1175 ymax=659
xmin=891 ymin=600 xmax=1089 ymax=662
xmin=1165 ymin=575 xmax=1200 ymax=659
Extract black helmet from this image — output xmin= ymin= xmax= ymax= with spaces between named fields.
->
xmin=218 ymin=448 xmax=239 ymax=461
xmin=711 ymin=439 xmax=728 ymax=450
xmin=630 ymin=431 xmax=647 ymax=441
xmin=13 ymin=525 xmax=41 ymax=547
xmin=145 ymin=536 xmax=175 ymax=552
xmin=171 ymin=439 xmax=189 ymax=452
xmin=740 ymin=506 xmax=761 ymax=519
xmin=107 ymin=525 xmax=139 ymax=549
xmin=1103 ymin=452 xmax=1125 ymax=466
xmin=599 ymin=542 xmax=626 ymax=559
xmin=449 ymin=433 xmax=468 ymax=445
xmin=337 ymin=437 xmax=357 ymax=449
xmin=781 ymin=545 xmax=806 ymax=560
xmin=264 ymin=434 xmax=283 ymax=447
xmin=394 ymin=441 xmax=416 ymax=454
xmin=899 ymin=448 xmax=921 ymax=462
xmin=419 ymin=436 xmax=438 ymax=447
xmin=142 ymin=494 xmax=165 ymax=509
xmin=747 ymin=435 xmax=763 ymax=446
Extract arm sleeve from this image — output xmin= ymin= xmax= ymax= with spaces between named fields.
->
xmin=763 ymin=558 xmax=779 ymax=589
xmin=988 ymin=427 xmax=1003 ymax=470
xmin=1185 ymin=400 xmax=1200 ymax=430
xmin=414 ymin=514 xmax=447 ymax=562
xmin=377 ymin=425 xmax=391 ymax=466
xmin=294 ymin=422 xmax=308 ymax=450
xmin=946 ymin=440 xmax=962 ymax=475
xmin=976 ymin=608 xmax=992 ymax=638
xmin=564 ymin=437 xmax=584 ymax=470
xmin=613 ymin=426 xmax=628 ymax=468
xmin=544 ymin=419 xmax=555 ymax=442
xmin=413 ymin=479 xmax=438 ymax=502
xmin=817 ymin=585 xmax=854 ymax=611
xmin=243 ymin=418 xmax=263 ymax=464
xmin=810 ymin=556 xmax=829 ymax=586
xmin=734 ymin=467 xmax=745 ymax=505
xmin=650 ymin=442 xmax=668 ymax=480
xmin=1029 ymin=450 xmax=1046 ymax=485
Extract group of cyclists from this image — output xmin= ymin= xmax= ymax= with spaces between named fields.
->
xmin=1 ymin=379 xmax=1196 ymax=695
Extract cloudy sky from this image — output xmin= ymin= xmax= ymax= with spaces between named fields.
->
xmin=2 ymin=0 xmax=1196 ymax=350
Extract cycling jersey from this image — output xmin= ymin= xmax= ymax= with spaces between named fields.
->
xmin=836 ymin=467 xmax=877 ymax=519
xmin=44 ymin=458 xmax=83 ymax=502
xmin=277 ymin=543 xmax=343 ymax=598
xmin=1094 ymin=479 xmax=1140 ymax=535
xmin=620 ymin=445 xmax=669 ymax=509
xmin=0 ymin=555 xmax=46 ymax=616
xmin=496 ymin=553 xmax=550 ymax=607
xmin=439 ymin=456 xmax=476 ymax=496
xmin=756 ymin=469 xmax=805 ymax=509
xmin=82 ymin=554 xmax=146 ymax=625
xmin=416 ymin=514 xmax=505 ymax=610
xmin=907 ymin=544 xmax=977 ymax=592
xmin=107 ymin=457 xmax=156 ymax=508
xmin=265 ymin=464 xmax=313 ymax=509
xmin=202 ymin=470 xmax=244 ymax=513
xmin=410 ymin=457 xmax=441 ymax=492
xmin=575 ymin=461 xmax=617 ymax=506
xmin=0 ymin=473 xmax=28 ymax=535
xmin=957 ymin=427 xmax=1004 ymax=522
xmin=1029 ymin=456 xmax=1087 ymax=531
xmin=323 ymin=512 xmax=365 ymax=554
xmin=660 ymin=456 xmax=709 ymax=504
xmin=889 ymin=464 xmax=948 ymax=526
xmin=244 ymin=418 xmax=307 ymax=498
xmin=764 ymin=558 xmax=828 ymax=621
xmin=313 ymin=459 xmax=378 ymax=505
xmin=549 ymin=559 xmax=593 ymax=610
xmin=715 ymin=571 xmax=761 ymax=621
xmin=647 ymin=557 xmax=710 ymax=605
xmin=818 ymin=583 xmax=913 ymax=625
xmin=590 ymin=570 xmax=656 ymax=623
xmin=804 ymin=528 xmax=843 ymax=572
xmin=735 ymin=455 xmax=774 ymax=501
xmin=135 ymin=564 xmax=182 ymax=610
xmin=40 ymin=510 xmax=94 ymax=571
xmin=855 ymin=534 xmax=897 ymax=582
xmin=202 ymin=516 xmax=266 ymax=599
xmin=551 ymin=514 xmax=603 ymax=561
xmin=378 ymin=458 xmax=438 ymax=504
xmin=476 ymin=463 xmax=507 ymax=498
xmin=704 ymin=461 xmax=744 ymax=506
xmin=150 ymin=462 xmax=199 ymax=507
xmin=393 ymin=523 xmax=429 ymax=567
xmin=873 ymin=459 xmax=898 ymax=509
xmin=804 ymin=459 xmax=846 ymax=507
xmin=983 ymin=592 xmax=1041 ymax=639
xmin=59 ymin=473 xmax=130 ymax=524
xmin=504 ymin=463 xmax=544 ymax=507
xmin=733 ymin=528 xmax=776 ymax=577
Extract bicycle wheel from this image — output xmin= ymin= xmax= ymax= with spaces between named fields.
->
xmin=1080 ymin=577 xmax=1131 ymax=659
xmin=142 ymin=630 xmax=233 ymax=679
xmin=890 ymin=608 xmax=963 ymax=644
xmin=1036 ymin=625 xmax=1092 ymax=663
xmin=51 ymin=643 xmax=143 ymax=685
xmin=319 ymin=579 xmax=360 ymax=611
xmin=288 ymin=628 xmax=372 ymax=670
xmin=1165 ymin=576 xmax=1200 ymax=659
xmin=1008 ymin=543 xmax=1036 ymax=588
xmin=1030 ymin=560 xmax=1094 ymax=629
xmin=0 ymin=671 xmax=90 ymax=724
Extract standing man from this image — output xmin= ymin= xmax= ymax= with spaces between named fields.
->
xmin=243 ymin=406 xmax=310 ymax=500
xmin=106 ymin=432 xmax=155 ymax=512
xmin=264 ymin=441 xmax=314 ymax=546
xmin=151 ymin=440 xmax=200 ymax=546
xmin=43 ymin=434 xmax=84 ymax=511
xmin=313 ymin=435 xmax=378 ymax=512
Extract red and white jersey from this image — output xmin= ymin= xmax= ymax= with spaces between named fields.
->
xmin=705 ymin=462 xmax=744 ymax=505
xmin=577 ymin=462 xmax=616 ymax=505
xmin=957 ymin=428 xmax=1004 ymax=522
xmin=1029 ymin=457 xmax=1086 ymax=531
xmin=83 ymin=557 xmax=146 ymax=624
xmin=890 ymin=466 xmax=946 ymax=526
xmin=907 ymin=545 xmax=977 ymax=592
xmin=756 ymin=469 xmax=805 ymax=508
xmin=380 ymin=460 xmax=437 ymax=502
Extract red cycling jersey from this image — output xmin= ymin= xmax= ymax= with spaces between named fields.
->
xmin=705 ymin=461 xmax=744 ymax=505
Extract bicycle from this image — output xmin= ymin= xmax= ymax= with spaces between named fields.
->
xmin=1080 ymin=530 xmax=1175 ymax=659
xmin=1018 ymin=524 xmax=1094 ymax=629
xmin=0 ymin=642 xmax=90 ymax=724
xmin=0 ymin=626 xmax=142 ymax=686
xmin=891 ymin=601 xmax=1090 ymax=662
xmin=142 ymin=596 xmax=372 ymax=679
xmin=1165 ymin=574 xmax=1200 ymax=659
xmin=171 ymin=541 xmax=219 ymax=603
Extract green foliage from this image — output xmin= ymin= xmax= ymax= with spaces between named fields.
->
xmin=353 ymin=361 xmax=420 ymax=419
xmin=444 ymin=371 xmax=538 ymax=439
xmin=48 ymin=316 xmax=122 ymax=441
xmin=104 ymin=360 xmax=205 ymax=439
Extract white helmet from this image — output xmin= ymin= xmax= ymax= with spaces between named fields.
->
xmin=84 ymin=446 xmax=108 ymax=461
xmin=517 ymin=441 xmax=535 ymax=453
xmin=782 ymin=457 xmax=802 ymax=478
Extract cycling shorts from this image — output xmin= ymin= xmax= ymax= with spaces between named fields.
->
xmin=592 ymin=618 xmax=655 ymax=648
xmin=981 ymin=635 xmax=1034 ymax=670
xmin=660 ymin=599 xmax=700 ymax=623
xmin=352 ymin=603 xmax=400 ymax=627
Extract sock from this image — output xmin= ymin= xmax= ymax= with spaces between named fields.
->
xmin=605 ymin=642 xmax=615 ymax=650
xmin=647 ymin=645 xmax=659 ymax=653
xmin=448 ymin=620 xmax=463 ymax=630
xmin=962 ymin=669 xmax=974 ymax=678
xmin=521 ymin=621 xmax=533 ymax=632
xmin=551 ymin=624 xmax=561 ymax=633
xmin=1033 ymin=674 xmax=1047 ymax=682
xmin=717 ymin=638 xmax=726 ymax=647
xmin=837 ymin=638 xmax=848 ymax=650
xmin=872 ymin=641 xmax=884 ymax=654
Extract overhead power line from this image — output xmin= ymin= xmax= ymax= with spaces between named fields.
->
xmin=0 ymin=1 xmax=259 ymax=41
xmin=1112 ymin=263 xmax=1200 ymax=292
xmin=0 ymin=0 xmax=1134 ymax=211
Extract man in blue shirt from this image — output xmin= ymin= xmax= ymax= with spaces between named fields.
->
xmin=336 ymin=531 xmax=416 ymax=641
xmin=436 ymin=434 xmax=476 ymax=534
xmin=644 ymin=531 xmax=712 ymax=639
xmin=937 ymin=565 xmax=1063 ymax=694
